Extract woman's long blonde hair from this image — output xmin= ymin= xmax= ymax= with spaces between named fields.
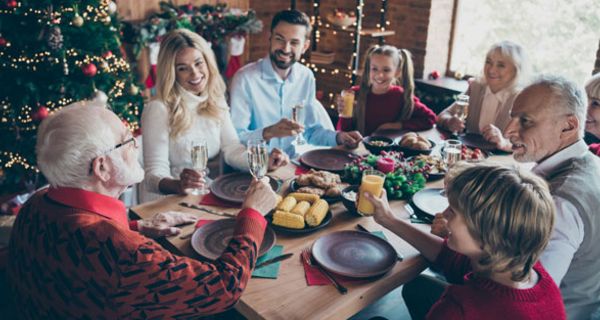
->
xmin=354 ymin=45 xmax=415 ymax=134
xmin=156 ymin=29 xmax=227 ymax=138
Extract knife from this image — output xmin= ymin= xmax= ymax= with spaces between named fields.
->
xmin=178 ymin=202 xmax=237 ymax=218
xmin=255 ymin=253 xmax=294 ymax=269
xmin=356 ymin=224 xmax=404 ymax=261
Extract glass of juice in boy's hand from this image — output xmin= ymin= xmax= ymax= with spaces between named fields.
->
xmin=357 ymin=169 xmax=386 ymax=216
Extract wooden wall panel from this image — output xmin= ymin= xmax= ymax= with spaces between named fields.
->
xmin=117 ymin=0 xmax=249 ymax=22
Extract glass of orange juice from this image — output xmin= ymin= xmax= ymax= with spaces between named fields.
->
xmin=340 ymin=89 xmax=355 ymax=118
xmin=357 ymin=169 xmax=386 ymax=216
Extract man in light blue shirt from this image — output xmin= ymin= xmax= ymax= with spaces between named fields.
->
xmin=230 ymin=9 xmax=362 ymax=156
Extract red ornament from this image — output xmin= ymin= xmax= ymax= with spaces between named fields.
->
xmin=428 ymin=70 xmax=441 ymax=80
xmin=32 ymin=106 xmax=49 ymax=122
xmin=81 ymin=63 xmax=97 ymax=77
xmin=0 ymin=37 xmax=7 ymax=47
xmin=102 ymin=51 xmax=113 ymax=58
xmin=6 ymin=0 xmax=17 ymax=8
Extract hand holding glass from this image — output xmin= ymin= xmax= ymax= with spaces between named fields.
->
xmin=291 ymin=101 xmax=307 ymax=146
xmin=247 ymin=139 xmax=269 ymax=179
xmin=452 ymin=94 xmax=470 ymax=135
xmin=190 ymin=139 xmax=209 ymax=195
xmin=357 ymin=169 xmax=386 ymax=216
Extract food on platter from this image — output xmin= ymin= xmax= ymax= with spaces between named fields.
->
xmin=399 ymin=132 xmax=433 ymax=150
xmin=272 ymin=195 xmax=330 ymax=229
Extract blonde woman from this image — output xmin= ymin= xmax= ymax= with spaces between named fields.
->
xmin=585 ymin=73 xmax=600 ymax=156
xmin=437 ymin=41 xmax=529 ymax=151
xmin=364 ymin=163 xmax=565 ymax=319
xmin=141 ymin=29 xmax=287 ymax=202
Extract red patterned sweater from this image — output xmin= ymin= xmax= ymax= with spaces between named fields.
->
xmin=8 ymin=187 xmax=266 ymax=319
xmin=427 ymin=243 xmax=566 ymax=320
xmin=336 ymin=85 xmax=437 ymax=135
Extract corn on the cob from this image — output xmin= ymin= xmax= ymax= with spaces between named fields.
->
xmin=288 ymin=192 xmax=320 ymax=204
xmin=305 ymin=199 xmax=329 ymax=227
xmin=291 ymin=201 xmax=311 ymax=216
xmin=272 ymin=210 xmax=305 ymax=229
xmin=275 ymin=195 xmax=283 ymax=206
xmin=277 ymin=196 xmax=297 ymax=212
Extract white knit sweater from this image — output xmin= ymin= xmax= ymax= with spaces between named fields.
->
xmin=140 ymin=88 xmax=248 ymax=202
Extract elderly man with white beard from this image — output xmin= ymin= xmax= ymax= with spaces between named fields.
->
xmin=7 ymin=102 xmax=279 ymax=319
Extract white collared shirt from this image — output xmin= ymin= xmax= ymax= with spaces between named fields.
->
xmin=478 ymin=86 xmax=511 ymax=131
xmin=536 ymin=140 xmax=587 ymax=286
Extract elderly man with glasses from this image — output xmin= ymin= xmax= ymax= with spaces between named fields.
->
xmin=7 ymin=101 xmax=279 ymax=318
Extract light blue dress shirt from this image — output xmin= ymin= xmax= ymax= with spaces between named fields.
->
xmin=230 ymin=57 xmax=338 ymax=156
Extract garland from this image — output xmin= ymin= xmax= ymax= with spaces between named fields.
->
xmin=123 ymin=2 xmax=263 ymax=57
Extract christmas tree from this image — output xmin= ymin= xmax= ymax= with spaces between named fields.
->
xmin=0 ymin=0 xmax=143 ymax=191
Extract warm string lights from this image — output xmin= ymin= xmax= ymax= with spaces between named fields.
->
xmin=0 ymin=1 xmax=141 ymax=179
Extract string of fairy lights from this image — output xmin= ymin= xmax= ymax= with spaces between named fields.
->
xmin=0 ymin=0 xmax=140 ymax=175
xmin=295 ymin=0 xmax=391 ymax=110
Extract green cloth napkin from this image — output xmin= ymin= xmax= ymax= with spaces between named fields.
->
xmin=252 ymin=245 xmax=284 ymax=279
xmin=371 ymin=230 xmax=387 ymax=240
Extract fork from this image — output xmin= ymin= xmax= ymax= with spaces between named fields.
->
xmin=301 ymin=248 xmax=348 ymax=295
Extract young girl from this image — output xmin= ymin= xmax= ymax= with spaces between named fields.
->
xmin=336 ymin=45 xmax=437 ymax=136
xmin=364 ymin=163 xmax=566 ymax=320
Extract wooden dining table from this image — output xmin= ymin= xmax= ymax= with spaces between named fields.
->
xmin=129 ymin=128 xmax=521 ymax=320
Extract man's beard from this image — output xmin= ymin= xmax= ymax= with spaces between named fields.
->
xmin=270 ymin=50 xmax=297 ymax=70
xmin=109 ymin=153 xmax=144 ymax=188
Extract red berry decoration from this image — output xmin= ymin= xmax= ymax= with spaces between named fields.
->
xmin=32 ymin=106 xmax=49 ymax=122
xmin=6 ymin=0 xmax=17 ymax=8
xmin=0 ymin=37 xmax=7 ymax=47
xmin=102 ymin=51 xmax=113 ymax=59
xmin=81 ymin=63 xmax=97 ymax=77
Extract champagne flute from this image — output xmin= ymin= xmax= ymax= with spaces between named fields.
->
xmin=291 ymin=101 xmax=307 ymax=146
xmin=190 ymin=139 xmax=209 ymax=195
xmin=453 ymin=94 xmax=470 ymax=135
xmin=247 ymin=139 xmax=269 ymax=180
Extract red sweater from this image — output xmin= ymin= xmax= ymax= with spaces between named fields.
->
xmin=336 ymin=85 xmax=437 ymax=135
xmin=589 ymin=143 xmax=600 ymax=157
xmin=427 ymin=243 xmax=566 ymax=320
xmin=8 ymin=187 xmax=267 ymax=319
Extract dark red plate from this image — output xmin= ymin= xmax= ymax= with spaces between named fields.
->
xmin=459 ymin=133 xmax=499 ymax=152
xmin=311 ymin=230 xmax=397 ymax=278
xmin=191 ymin=218 xmax=276 ymax=260
xmin=210 ymin=172 xmax=282 ymax=204
xmin=299 ymin=149 xmax=356 ymax=172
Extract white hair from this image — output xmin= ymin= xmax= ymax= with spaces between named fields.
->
xmin=36 ymin=101 xmax=118 ymax=188
xmin=484 ymin=40 xmax=531 ymax=89
xmin=585 ymin=72 xmax=600 ymax=99
xmin=529 ymin=74 xmax=587 ymax=137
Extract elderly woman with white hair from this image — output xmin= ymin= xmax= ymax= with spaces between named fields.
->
xmin=437 ymin=40 xmax=530 ymax=151
xmin=141 ymin=29 xmax=288 ymax=202
xmin=585 ymin=72 xmax=600 ymax=156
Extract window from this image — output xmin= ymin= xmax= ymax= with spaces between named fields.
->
xmin=449 ymin=0 xmax=599 ymax=85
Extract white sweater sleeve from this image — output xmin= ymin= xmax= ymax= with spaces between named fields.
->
xmin=141 ymin=101 xmax=173 ymax=193
xmin=220 ymin=110 xmax=249 ymax=171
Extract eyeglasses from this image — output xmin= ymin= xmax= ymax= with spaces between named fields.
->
xmin=89 ymin=136 xmax=138 ymax=175
xmin=112 ymin=136 xmax=138 ymax=151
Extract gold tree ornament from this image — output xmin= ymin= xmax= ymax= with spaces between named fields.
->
xmin=128 ymin=85 xmax=139 ymax=95
xmin=72 ymin=14 xmax=84 ymax=27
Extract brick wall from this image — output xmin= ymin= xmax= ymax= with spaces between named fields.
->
xmin=247 ymin=0 xmax=455 ymax=79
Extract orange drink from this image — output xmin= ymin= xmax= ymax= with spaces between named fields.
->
xmin=341 ymin=89 xmax=355 ymax=118
xmin=357 ymin=169 xmax=386 ymax=216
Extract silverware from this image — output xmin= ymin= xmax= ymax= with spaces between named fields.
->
xmin=356 ymin=224 xmax=404 ymax=261
xmin=255 ymin=253 xmax=294 ymax=269
xmin=178 ymin=202 xmax=236 ymax=217
xmin=301 ymin=248 xmax=347 ymax=295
